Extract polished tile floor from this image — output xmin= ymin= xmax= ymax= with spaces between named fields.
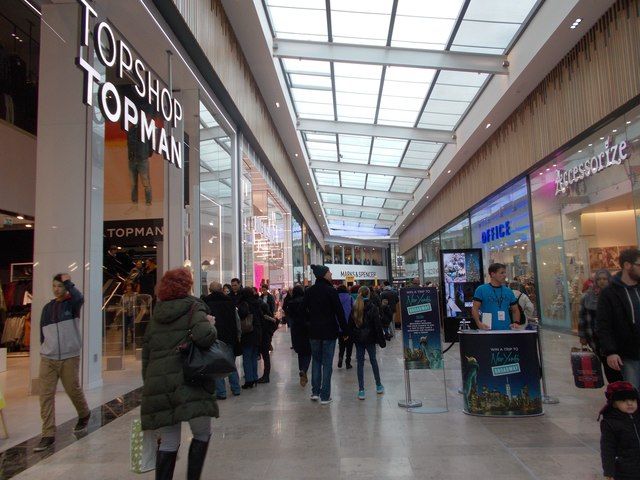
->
xmin=12 ymin=327 xmax=606 ymax=480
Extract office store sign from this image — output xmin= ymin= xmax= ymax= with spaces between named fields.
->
xmin=75 ymin=0 xmax=183 ymax=168
xmin=554 ymin=137 xmax=629 ymax=195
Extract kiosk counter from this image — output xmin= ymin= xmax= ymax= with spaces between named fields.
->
xmin=459 ymin=330 xmax=543 ymax=417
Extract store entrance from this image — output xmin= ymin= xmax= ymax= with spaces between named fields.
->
xmin=562 ymin=191 xmax=638 ymax=330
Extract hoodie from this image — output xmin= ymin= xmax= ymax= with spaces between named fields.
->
xmin=40 ymin=280 xmax=84 ymax=360
xmin=596 ymin=272 xmax=640 ymax=359
xmin=600 ymin=408 xmax=640 ymax=479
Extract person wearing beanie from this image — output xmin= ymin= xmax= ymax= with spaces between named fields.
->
xmin=302 ymin=264 xmax=348 ymax=405
xmin=599 ymin=381 xmax=640 ymax=479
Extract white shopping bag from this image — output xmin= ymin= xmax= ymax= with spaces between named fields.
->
xmin=130 ymin=418 xmax=157 ymax=473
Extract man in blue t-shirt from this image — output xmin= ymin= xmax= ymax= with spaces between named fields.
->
xmin=472 ymin=263 xmax=521 ymax=331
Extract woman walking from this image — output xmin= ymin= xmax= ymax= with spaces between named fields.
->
xmin=237 ymin=287 xmax=264 ymax=389
xmin=141 ymin=268 xmax=218 ymax=480
xmin=349 ymin=286 xmax=385 ymax=400
xmin=284 ymin=285 xmax=311 ymax=386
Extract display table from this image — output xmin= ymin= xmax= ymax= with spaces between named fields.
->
xmin=459 ymin=330 xmax=543 ymax=417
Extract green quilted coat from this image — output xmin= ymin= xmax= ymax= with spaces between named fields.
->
xmin=141 ymin=295 xmax=219 ymax=431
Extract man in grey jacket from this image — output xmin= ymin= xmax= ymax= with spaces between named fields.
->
xmin=34 ymin=273 xmax=91 ymax=452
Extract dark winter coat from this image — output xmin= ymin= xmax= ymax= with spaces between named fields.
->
xmin=596 ymin=273 xmax=640 ymax=360
xmin=202 ymin=291 xmax=241 ymax=356
xmin=348 ymin=300 xmax=383 ymax=345
xmin=260 ymin=293 xmax=276 ymax=317
xmin=600 ymin=408 xmax=640 ymax=479
xmin=284 ymin=295 xmax=311 ymax=355
xmin=238 ymin=297 xmax=264 ymax=348
xmin=141 ymin=296 xmax=218 ymax=431
xmin=302 ymin=277 xmax=348 ymax=340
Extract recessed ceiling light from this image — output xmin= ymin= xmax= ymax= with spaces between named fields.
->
xmin=294 ymin=153 xmax=298 ymax=157
xmin=588 ymin=144 xmax=592 ymax=147
xmin=627 ymin=121 xmax=632 ymax=125
xmin=412 ymin=213 xmax=415 ymax=215
xmin=16 ymin=215 xmax=24 ymax=220
xmin=426 ymin=195 xmax=429 ymax=199
xmin=447 ymin=169 xmax=451 ymax=174
xmin=578 ymin=150 xmax=582 ymax=153
xmin=306 ymin=182 xmax=310 ymax=186
xmin=25 ymin=224 xmax=32 ymax=228
xmin=314 ymin=201 xmax=317 ymax=204
xmin=613 ymin=129 xmax=617 ymax=133
xmin=275 ymin=102 xmax=280 ymax=108
xmin=485 ymin=123 xmax=491 ymax=129
xmin=539 ymin=172 xmax=543 ymax=176
xmin=600 ymin=137 xmax=605 ymax=140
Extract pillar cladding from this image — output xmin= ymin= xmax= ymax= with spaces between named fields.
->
xmin=30 ymin=3 xmax=103 ymax=393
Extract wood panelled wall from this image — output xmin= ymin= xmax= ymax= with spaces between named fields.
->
xmin=399 ymin=0 xmax=640 ymax=254
xmin=170 ymin=0 xmax=323 ymax=243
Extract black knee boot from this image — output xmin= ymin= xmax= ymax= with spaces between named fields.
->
xmin=187 ymin=438 xmax=210 ymax=480
xmin=155 ymin=450 xmax=177 ymax=480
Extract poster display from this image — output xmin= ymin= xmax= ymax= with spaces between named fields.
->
xmin=400 ymin=287 xmax=443 ymax=370
xmin=459 ymin=330 xmax=543 ymax=416
xmin=440 ymin=249 xmax=484 ymax=342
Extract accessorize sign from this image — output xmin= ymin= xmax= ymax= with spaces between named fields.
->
xmin=399 ymin=287 xmax=443 ymax=370
xmin=75 ymin=0 xmax=183 ymax=168
xmin=554 ymin=138 xmax=629 ymax=195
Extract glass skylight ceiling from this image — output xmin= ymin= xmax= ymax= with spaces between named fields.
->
xmin=265 ymin=0 xmax=541 ymax=236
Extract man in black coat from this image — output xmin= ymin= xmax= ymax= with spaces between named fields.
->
xmin=260 ymin=285 xmax=276 ymax=317
xmin=596 ymin=248 xmax=640 ymax=389
xmin=302 ymin=265 xmax=348 ymax=405
xmin=203 ymin=281 xmax=241 ymax=399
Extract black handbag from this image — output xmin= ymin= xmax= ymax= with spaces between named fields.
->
xmin=182 ymin=339 xmax=237 ymax=382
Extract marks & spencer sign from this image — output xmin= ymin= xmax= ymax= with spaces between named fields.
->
xmin=75 ymin=0 xmax=183 ymax=168
xmin=554 ymin=138 xmax=629 ymax=195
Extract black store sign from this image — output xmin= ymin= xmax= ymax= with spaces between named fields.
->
xmin=104 ymin=219 xmax=163 ymax=246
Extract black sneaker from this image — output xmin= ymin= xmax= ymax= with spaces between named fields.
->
xmin=33 ymin=436 xmax=55 ymax=452
xmin=73 ymin=413 xmax=91 ymax=432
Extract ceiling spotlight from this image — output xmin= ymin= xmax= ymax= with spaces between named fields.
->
xmin=275 ymin=102 xmax=280 ymax=108
xmin=627 ymin=121 xmax=632 ymax=125
xmin=306 ymin=182 xmax=310 ymax=186
xmin=426 ymin=195 xmax=429 ymax=199
xmin=485 ymin=123 xmax=491 ymax=129
xmin=16 ymin=215 xmax=23 ymax=220
xmin=447 ymin=169 xmax=451 ymax=174
xmin=294 ymin=153 xmax=299 ymax=157
xmin=25 ymin=224 xmax=32 ymax=228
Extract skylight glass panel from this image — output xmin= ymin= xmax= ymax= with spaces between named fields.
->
xmin=363 ymin=197 xmax=385 ymax=207
xmin=291 ymin=88 xmax=333 ymax=105
xmin=334 ymin=64 xmax=382 ymax=95
xmin=391 ymin=0 xmax=460 ymax=50
xmin=437 ymin=71 xmax=488 ymax=87
xmin=325 ymin=208 xmax=343 ymax=216
xmin=340 ymin=171 xmax=366 ymax=189
xmin=314 ymin=169 xmax=340 ymax=186
xmin=390 ymin=177 xmax=420 ymax=193
xmin=296 ymin=101 xmax=335 ymax=118
xmin=289 ymin=74 xmax=332 ymax=90
xmin=343 ymin=211 xmax=362 ymax=218
xmin=379 ymin=213 xmax=396 ymax=221
xmin=282 ymin=59 xmax=331 ymax=75
xmin=321 ymin=193 xmax=342 ymax=203
xmin=304 ymin=132 xmax=335 ymax=143
xmin=451 ymin=21 xmax=521 ymax=54
xmin=331 ymin=8 xmax=391 ymax=46
xmin=361 ymin=212 xmax=380 ymax=220
xmin=266 ymin=4 xmax=328 ymax=41
xmin=306 ymin=141 xmax=337 ymax=161
xmin=378 ymin=67 xmax=435 ymax=127
xmin=370 ymin=138 xmax=407 ymax=166
xmin=199 ymin=102 xmax=218 ymax=129
xmin=338 ymin=136 xmax=371 ymax=163
xmin=336 ymin=105 xmax=377 ymax=123
xmin=342 ymin=195 xmax=363 ymax=205
xmin=417 ymin=112 xmax=460 ymax=130
xmin=366 ymin=174 xmax=394 ymax=191
xmin=384 ymin=199 xmax=407 ymax=209
xmin=422 ymin=99 xmax=469 ymax=116
xmin=464 ymin=0 xmax=538 ymax=24
xmin=430 ymin=84 xmax=480 ymax=103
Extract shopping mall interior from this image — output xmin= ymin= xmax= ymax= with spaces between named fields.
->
xmin=0 ymin=0 xmax=639 ymax=478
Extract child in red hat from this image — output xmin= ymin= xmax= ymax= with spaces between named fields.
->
xmin=599 ymin=381 xmax=640 ymax=479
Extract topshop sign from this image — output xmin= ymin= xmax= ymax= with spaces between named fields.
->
xmin=75 ymin=0 xmax=183 ymax=168
xmin=554 ymin=138 xmax=629 ymax=195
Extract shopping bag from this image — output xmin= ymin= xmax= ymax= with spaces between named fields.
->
xmin=130 ymin=418 xmax=156 ymax=473
xmin=571 ymin=347 xmax=604 ymax=389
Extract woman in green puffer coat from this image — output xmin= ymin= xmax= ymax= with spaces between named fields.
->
xmin=141 ymin=267 xmax=218 ymax=480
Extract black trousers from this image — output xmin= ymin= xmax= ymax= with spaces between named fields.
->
xmin=260 ymin=333 xmax=273 ymax=377
xmin=338 ymin=336 xmax=353 ymax=365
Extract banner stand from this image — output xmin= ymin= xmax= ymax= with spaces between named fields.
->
xmin=531 ymin=318 xmax=560 ymax=405
xmin=398 ymin=370 xmax=422 ymax=408
xmin=408 ymin=366 xmax=449 ymax=414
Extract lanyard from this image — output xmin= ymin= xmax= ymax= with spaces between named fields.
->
xmin=490 ymin=285 xmax=504 ymax=310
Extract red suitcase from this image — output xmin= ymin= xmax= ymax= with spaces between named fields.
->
xmin=571 ymin=347 xmax=604 ymax=388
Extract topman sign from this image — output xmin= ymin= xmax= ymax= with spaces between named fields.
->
xmin=554 ymin=138 xmax=629 ymax=195
xmin=75 ymin=0 xmax=183 ymax=168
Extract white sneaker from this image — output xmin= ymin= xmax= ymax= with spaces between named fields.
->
xmin=320 ymin=398 xmax=333 ymax=405
xmin=310 ymin=394 xmax=320 ymax=401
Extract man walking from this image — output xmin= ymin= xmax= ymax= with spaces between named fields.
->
xmin=303 ymin=265 xmax=348 ymax=405
xmin=203 ymin=281 xmax=242 ymax=399
xmin=597 ymin=249 xmax=640 ymax=389
xmin=34 ymin=273 xmax=91 ymax=452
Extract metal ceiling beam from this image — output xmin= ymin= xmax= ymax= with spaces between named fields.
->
xmin=298 ymin=118 xmax=454 ymax=143
xmin=200 ymin=169 xmax=232 ymax=182
xmin=318 ymin=185 xmax=412 ymax=201
xmin=200 ymin=126 xmax=228 ymax=142
xmin=322 ymin=202 xmax=402 ymax=214
xmin=310 ymin=160 xmax=428 ymax=178
xmin=327 ymin=215 xmax=395 ymax=227
xmin=273 ymin=39 xmax=509 ymax=75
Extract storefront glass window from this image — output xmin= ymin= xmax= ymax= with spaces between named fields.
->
xmin=354 ymin=246 xmax=362 ymax=265
xmin=324 ymin=244 xmax=332 ymax=264
xmin=403 ymin=246 xmax=419 ymax=280
xmin=333 ymin=244 xmax=343 ymax=264
xmin=531 ymin=113 xmax=636 ymax=330
xmin=440 ymin=214 xmax=471 ymax=250
xmin=292 ymin=215 xmax=303 ymax=283
xmin=421 ymin=232 xmax=441 ymax=285
xmin=371 ymin=247 xmax=382 ymax=266
xmin=470 ymin=178 xmax=535 ymax=292
xmin=344 ymin=245 xmax=353 ymax=264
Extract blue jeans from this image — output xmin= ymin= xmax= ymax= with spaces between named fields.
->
xmin=298 ymin=354 xmax=311 ymax=374
xmin=242 ymin=345 xmax=259 ymax=383
xmin=310 ymin=339 xmax=336 ymax=401
xmin=215 ymin=370 xmax=241 ymax=397
xmin=355 ymin=343 xmax=381 ymax=391
xmin=622 ymin=358 xmax=640 ymax=390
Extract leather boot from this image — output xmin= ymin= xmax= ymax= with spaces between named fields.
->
xmin=187 ymin=438 xmax=210 ymax=480
xmin=155 ymin=450 xmax=177 ymax=480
